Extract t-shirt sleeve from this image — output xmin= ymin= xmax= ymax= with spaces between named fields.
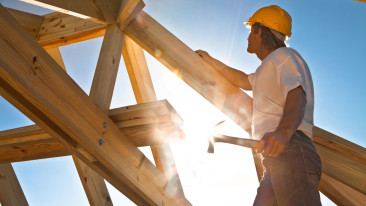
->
xmin=277 ymin=56 xmax=305 ymax=97
xmin=248 ymin=73 xmax=254 ymax=86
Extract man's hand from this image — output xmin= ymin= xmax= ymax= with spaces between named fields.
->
xmin=195 ymin=50 xmax=211 ymax=62
xmin=256 ymin=130 xmax=291 ymax=157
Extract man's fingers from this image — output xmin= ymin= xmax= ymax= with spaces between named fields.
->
xmin=256 ymin=139 xmax=264 ymax=153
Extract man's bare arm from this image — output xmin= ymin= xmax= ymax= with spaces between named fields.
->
xmin=256 ymin=86 xmax=307 ymax=157
xmin=195 ymin=50 xmax=252 ymax=91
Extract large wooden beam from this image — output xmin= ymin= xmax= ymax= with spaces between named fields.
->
xmin=320 ymin=173 xmax=366 ymax=206
xmin=122 ymin=35 xmax=188 ymax=204
xmin=0 ymin=163 xmax=28 ymax=206
xmin=0 ymin=6 xmax=185 ymax=205
xmin=74 ymin=23 xmax=124 ymax=206
xmin=21 ymin=0 xmax=121 ymax=24
xmin=0 ymin=100 xmax=184 ymax=163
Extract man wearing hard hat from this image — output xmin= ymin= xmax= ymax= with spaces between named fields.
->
xmin=196 ymin=5 xmax=322 ymax=206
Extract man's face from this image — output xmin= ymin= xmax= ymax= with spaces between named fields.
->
xmin=247 ymin=27 xmax=261 ymax=54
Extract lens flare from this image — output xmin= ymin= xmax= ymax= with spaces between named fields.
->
xmin=155 ymin=49 xmax=162 ymax=57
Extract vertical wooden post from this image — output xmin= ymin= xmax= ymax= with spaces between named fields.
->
xmin=72 ymin=24 xmax=123 ymax=206
xmin=45 ymin=36 xmax=123 ymax=205
xmin=0 ymin=163 xmax=28 ymax=206
xmin=122 ymin=35 xmax=188 ymax=205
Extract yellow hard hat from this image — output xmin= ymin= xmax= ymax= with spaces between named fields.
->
xmin=245 ymin=5 xmax=292 ymax=38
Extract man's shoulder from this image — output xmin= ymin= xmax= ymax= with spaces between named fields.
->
xmin=265 ymin=47 xmax=302 ymax=65
xmin=272 ymin=47 xmax=299 ymax=57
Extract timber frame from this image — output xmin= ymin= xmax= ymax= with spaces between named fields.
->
xmin=0 ymin=1 xmax=365 ymax=205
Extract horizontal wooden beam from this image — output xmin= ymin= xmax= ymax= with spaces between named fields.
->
xmin=0 ymin=100 xmax=184 ymax=163
xmin=0 ymin=4 xmax=185 ymax=204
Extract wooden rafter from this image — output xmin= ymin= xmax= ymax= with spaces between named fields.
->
xmin=0 ymin=5 xmax=185 ymax=205
xmin=0 ymin=100 xmax=184 ymax=163
xmin=0 ymin=163 xmax=28 ymax=206
xmin=122 ymin=35 xmax=187 ymax=203
xmin=48 ymin=41 xmax=116 ymax=205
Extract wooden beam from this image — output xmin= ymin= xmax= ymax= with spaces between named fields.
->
xmin=48 ymin=44 xmax=116 ymax=206
xmin=0 ymin=163 xmax=28 ymax=206
xmin=6 ymin=8 xmax=44 ymax=39
xmin=122 ymin=35 xmax=188 ymax=204
xmin=21 ymin=0 xmax=121 ymax=24
xmin=314 ymin=143 xmax=366 ymax=194
xmin=0 ymin=5 xmax=185 ymax=205
xmin=314 ymin=126 xmax=366 ymax=165
xmin=89 ymin=24 xmax=123 ymax=113
xmin=0 ymin=100 xmax=184 ymax=163
xmin=36 ymin=12 xmax=105 ymax=49
xmin=73 ymin=23 xmax=124 ymax=206
xmin=320 ymin=173 xmax=366 ymax=206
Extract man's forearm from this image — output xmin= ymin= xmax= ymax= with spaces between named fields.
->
xmin=276 ymin=86 xmax=307 ymax=139
xmin=203 ymin=55 xmax=251 ymax=90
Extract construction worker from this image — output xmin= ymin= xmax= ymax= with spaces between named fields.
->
xmin=196 ymin=5 xmax=322 ymax=206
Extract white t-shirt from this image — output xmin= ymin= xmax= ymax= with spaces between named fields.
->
xmin=248 ymin=47 xmax=314 ymax=140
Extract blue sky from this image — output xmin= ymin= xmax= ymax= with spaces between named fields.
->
xmin=0 ymin=0 xmax=365 ymax=205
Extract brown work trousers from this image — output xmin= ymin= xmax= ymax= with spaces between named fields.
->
xmin=253 ymin=131 xmax=322 ymax=206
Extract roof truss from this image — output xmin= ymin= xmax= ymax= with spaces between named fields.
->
xmin=0 ymin=1 xmax=365 ymax=205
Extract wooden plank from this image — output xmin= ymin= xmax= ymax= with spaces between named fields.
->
xmin=0 ymin=5 xmax=185 ymax=205
xmin=90 ymin=24 xmax=123 ymax=113
xmin=73 ymin=156 xmax=113 ymax=206
xmin=37 ymin=12 xmax=105 ymax=49
xmin=122 ymin=35 xmax=188 ymax=204
xmin=5 ymin=8 xmax=106 ymax=49
xmin=314 ymin=126 xmax=366 ymax=165
xmin=0 ymin=100 xmax=184 ymax=162
xmin=320 ymin=173 xmax=366 ymax=206
xmin=7 ymin=8 xmax=44 ymax=38
xmin=122 ymin=35 xmax=157 ymax=103
xmin=0 ymin=163 xmax=28 ymax=206
xmin=314 ymin=143 xmax=366 ymax=194
xmin=21 ymin=0 xmax=121 ymax=24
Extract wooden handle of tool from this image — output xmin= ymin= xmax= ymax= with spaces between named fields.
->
xmin=213 ymin=134 xmax=259 ymax=149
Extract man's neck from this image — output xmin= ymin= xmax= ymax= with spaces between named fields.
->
xmin=257 ymin=47 xmax=276 ymax=61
